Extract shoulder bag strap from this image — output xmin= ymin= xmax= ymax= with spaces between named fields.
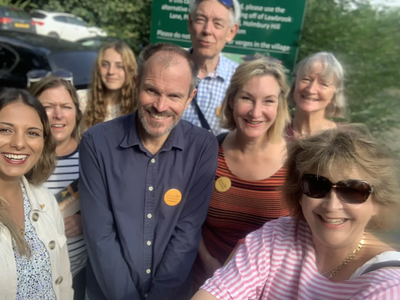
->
xmin=191 ymin=94 xmax=211 ymax=131
xmin=361 ymin=260 xmax=400 ymax=275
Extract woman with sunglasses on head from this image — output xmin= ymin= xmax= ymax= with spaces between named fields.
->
xmin=29 ymin=76 xmax=86 ymax=300
xmin=192 ymin=124 xmax=400 ymax=300
xmin=78 ymin=40 xmax=137 ymax=129
xmin=285 ymin=52 xmax=345 ymax=140
xmin=0 ymin=88 xmax=73 ymax=299
xmin=192 ymin=58 xmax=291 ymax=291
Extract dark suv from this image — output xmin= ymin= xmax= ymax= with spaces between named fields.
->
xmin=0 ymin=30 xmax=98 ymax=89
xmin=0 ymin=6 xmax=35 ymax=33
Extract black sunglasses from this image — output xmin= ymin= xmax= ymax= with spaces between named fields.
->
xmin=196 ymin=0 xmax=234 ymax=10
xmin=26 ymin=69 xmax=73 ymax=87
xmin=301 ymin=174 xmax=374 ymax=204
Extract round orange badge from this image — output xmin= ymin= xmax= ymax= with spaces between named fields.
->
xmin=215 ymin=177 xmax=231 ymax=192
xmin=164 ymin=189 xmax=182 ymax=206
xmin=216 ymin=105 xmax=222 ymax=117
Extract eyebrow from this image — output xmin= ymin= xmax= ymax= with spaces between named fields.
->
xmin=0 ymin=122 xmax=43 ymax=132
xmin=240 ymin=90 xmax=279 ymax=99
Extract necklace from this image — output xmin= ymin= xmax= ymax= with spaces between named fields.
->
xmin=326 ymin=233 xmax=365 ymax=280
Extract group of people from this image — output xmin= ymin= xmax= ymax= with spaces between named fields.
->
xmin=0 ymin=0 xmax=399 ymax=299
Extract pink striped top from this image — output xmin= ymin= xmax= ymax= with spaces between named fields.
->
xmin=201 ymin=217 xmax=400 ymax=300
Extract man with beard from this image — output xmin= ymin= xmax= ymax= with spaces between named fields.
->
xmin=79 ymin=43 xmax=218 ymax=300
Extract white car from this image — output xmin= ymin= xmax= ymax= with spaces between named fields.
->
xmin=30 ymin=10 xmax=107 ymax=42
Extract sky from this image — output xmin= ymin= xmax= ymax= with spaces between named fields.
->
xmin=369 ymin=0 xmax=400 ymax=7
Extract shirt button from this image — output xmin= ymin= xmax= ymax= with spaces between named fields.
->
xmin=150 ymin=158 xmax=155 ymax=163
xmin=146 ymin=269 xmax=151 ymax=274
xmin=147 ymin=214 xmax=152 ymax=219
xmin=144 ymin=294 xmax=148 ymax=298
xmin=48 ymin=240 xmax=56 ymax=250
xmin=147 ymin=241 xmax=152 ymax=246
xmin=32 ymin=212 xmax=39 ymax=222
xmin=148 ymin=186 xmax=153 ymax=191
xmin=55 ymin=276 xmax=63 ymax=285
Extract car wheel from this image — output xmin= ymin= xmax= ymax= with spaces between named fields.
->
xmin=48 ymin=32 xmax=59 ymax=39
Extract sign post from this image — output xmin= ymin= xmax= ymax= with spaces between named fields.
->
xmin=150 ymin=0 xmax=307 ymax=73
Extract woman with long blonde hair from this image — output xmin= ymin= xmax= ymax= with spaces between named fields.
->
xmin=79 ymin=41 xmax=137 ymax=128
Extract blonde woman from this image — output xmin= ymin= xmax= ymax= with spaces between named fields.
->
xmin=193 ymin=125 xmax=400 ymax=300
xmin=286 ymin=52 xmax=345 ymax=140
xmin=79 ymin=41 xmax=137 ymax=128
xmin=192 ymin=58 xmax=291 ymax=290
xmin=0 ymin=88 xmax=72 ymax=299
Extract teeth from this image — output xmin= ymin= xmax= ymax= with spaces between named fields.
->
xmin=52 ymin=125 xmax=64 ymax=127
xmin=4 ymin=154 xmax=27 ymax=160
xmin=322 ymin=217 xmax=346 ymax=225
xmin=151 ymin=114 xmax=167 ymax=120
xmin=247 ymin=121 xmax=261 ymax=124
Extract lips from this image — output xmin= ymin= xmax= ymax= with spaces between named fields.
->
xmin=318 ymin=214 xmax=348 ymax=226
xmin=51 ymin=124 xmax=65 ymax=128
xmin=2 ymin=153 xmax=29 ymax=164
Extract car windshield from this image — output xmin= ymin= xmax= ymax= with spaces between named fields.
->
xmin=47 ymin=51 xmax=97 ymax=88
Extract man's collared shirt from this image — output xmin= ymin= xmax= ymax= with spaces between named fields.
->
xmin=182 ymin=54 xmax=238 ymax=135
xmin=80 ymin=112 xmax=218 ymax=300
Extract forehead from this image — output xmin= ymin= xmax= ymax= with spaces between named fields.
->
xmin=102 ymin=48 xmax=122 ymax=62
xmin=0 ymin=102 xmax=42 ymax=127
xmin=298 ymin=60 xmax=337 ymax=84
xmin=240 ymin=75 xmax=280 ymax=94
xmin=142 ymin=53 xmax=192 ymax=94
xmin=195 ymin=0 xmax=231 ymax=20
xmin=38 ymin=86 xmax=73 ymax=104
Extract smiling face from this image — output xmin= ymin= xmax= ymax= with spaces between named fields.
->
xmin=0 ymin=102 xmax=44 ymax=181
xmin=188 ymin=0 xmax=238 ymax=60
xmin=294 ymin=63 xmax=337 ymax=115
xmin=99 ymin=48 xmax=126 ymax=91
xmin=137 ymin=52 xmax=196 ymax=139
xmin=300 ymin=168 xmax=377 ymax=251
xmin=38 ymin=86 xmax=77 ymax=148
xmin=232 ymin=75 xmax=280 ymax=139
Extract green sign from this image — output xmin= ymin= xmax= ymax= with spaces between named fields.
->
xmin=150 ymin=0 xmax=307 ymax=72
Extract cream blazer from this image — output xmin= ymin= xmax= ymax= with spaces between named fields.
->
xmin=0 ymin=176 xmax=73 ymax=299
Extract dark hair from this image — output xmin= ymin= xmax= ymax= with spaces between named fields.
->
xmin=137 ymin=43 xmax=199 ymax=94
xmin=0 ymin=88 xmax=56 ymax=256
xmin=29 ymin=75 xmax=83 ymax=141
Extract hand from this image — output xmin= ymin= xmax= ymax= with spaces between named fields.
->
xmin=203 ymin=256 xmax=222 ymax=278
xmin=64 ymin=214 xmax=83 ymax=238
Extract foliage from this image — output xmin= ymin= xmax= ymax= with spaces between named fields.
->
xmin=1 ymin=0 xmax=31 ymax=9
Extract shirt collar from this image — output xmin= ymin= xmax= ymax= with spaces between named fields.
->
xmin=120 ymin=111 xmax=185 ymax=151
xmin=189 ymin=47 xmax=230 ymax=82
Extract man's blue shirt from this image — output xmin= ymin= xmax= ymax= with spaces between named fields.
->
xmin=182 ymin=54 xmax=238 ymax=135
xmin=80 ymin=112 xmax=218 ymax=300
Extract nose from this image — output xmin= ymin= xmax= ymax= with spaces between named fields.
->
xmin=305 ymin=79 xmax=319 ymax=94
xmin=248 ymin=101 xmax=262 ymax=119
xmin=321 ymin=189 xmax=344 ymax=212
xmin=202 ymin=19 xmax=212 ymax=35
xmin=10 ymin=131 xmax=26 ymax=151
xmin=53 ymin=106 xmax=63 ymax=120
xmin=108 ymin=64 xmax=115 ymax=75
xmin=153 ymin=95 xmax=168 ymax=112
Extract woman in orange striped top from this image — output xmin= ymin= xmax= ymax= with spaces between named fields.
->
xmin=192 ymin=58 xmax=291 ymax=291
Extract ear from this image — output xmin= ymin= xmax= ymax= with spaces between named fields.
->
xmin=185 ymin=88 xmax=197 ymax=110
xmin=226 ymin=23 xmax=238 ymax=43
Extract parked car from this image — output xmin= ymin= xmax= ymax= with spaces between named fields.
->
xmin=0 ymin=30 xmax=98 ymax=89
xmin=76 ymin=36 xmax=122 ymax=50
xmin=30 ymin=10 xmax=107 ymax=42
xmin=0 ymin=6 xmax=35 ymax=33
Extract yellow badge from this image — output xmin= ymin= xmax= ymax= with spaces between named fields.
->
xmin=216 ymin=105 xmax=222 ymax=117
xmin=164 ymin=189 xmax=182 ymax=206
xmin=215 ymin=177 xmax=231 ymax=192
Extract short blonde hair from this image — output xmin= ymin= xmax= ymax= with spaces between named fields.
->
xmin=282 ymin=124 xmax=400 ymax=230
xmin=287 ymin=52 xmax=346 ymax=118
xmin=220 ymin=58 xmax=290 ymax=142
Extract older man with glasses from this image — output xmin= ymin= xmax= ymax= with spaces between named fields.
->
xmin=183 ymin=0 xmax=241 ymax=135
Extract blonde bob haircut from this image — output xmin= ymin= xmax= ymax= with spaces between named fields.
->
xmin=29 ymin=75 xmax=83 ymax=142
xmin=84 ymin=41 xmax=137 ymax=128
xmin=220 ymin=58 xmax=290 ymax=142
xmin=282 ymin=124 xmax=400 ymax=230
xmin=287 ymin=52 xmax=346 ymax=118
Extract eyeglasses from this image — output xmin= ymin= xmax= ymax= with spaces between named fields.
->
xmin=301 ymin=174 xmax=374 ymax=204
xmin=26 ymin=69 xmax=73 ymax=87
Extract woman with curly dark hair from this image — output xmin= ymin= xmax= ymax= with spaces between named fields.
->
xmin=78 ymin=41 xmax=137 ymax=129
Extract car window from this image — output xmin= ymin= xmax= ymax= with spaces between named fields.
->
xmin=0 ymin=44 xmax=19 ymax=72
xmin=31 ymin=12 xmax=46 ymax=19
xmin=48 ymin=51 xmax=97 ymax=86
xmin=4 ymin=8 xmax=30 ymax=19
xmin=68 ymin=16 xmax=87 ymax=27
xmin=54 ymin=15 xmax=68 ymax=23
